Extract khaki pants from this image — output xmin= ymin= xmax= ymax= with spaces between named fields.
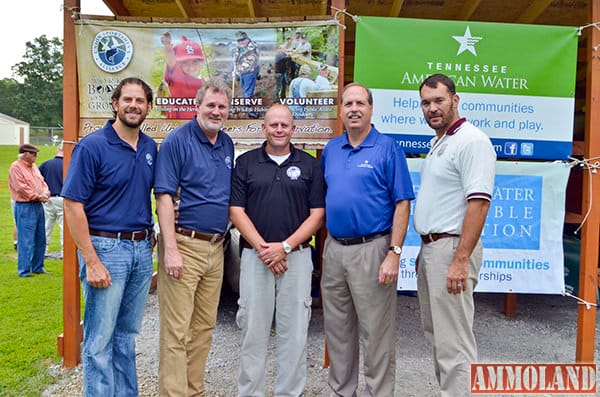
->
xmin=321 ymin=234 xmax=396 ymax=397
xmin=157 ymin=233 xmax=224 ymax=397
xmin=417 ymin=237 xmax=482 ymax=397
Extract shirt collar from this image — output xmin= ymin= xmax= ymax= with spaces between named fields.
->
xmin=446 ymin=117 xmax=467 ymax=136
xmin=342 ymin=124 xmax=378 ymax=149
xmin=259 ymin=141 xmax=296 ymax=163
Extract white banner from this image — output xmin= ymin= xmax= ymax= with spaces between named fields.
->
xmin=398 ymin=159 xmax=570 ymax=294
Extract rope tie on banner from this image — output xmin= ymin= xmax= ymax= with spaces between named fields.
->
xmin=61 ymin=4 xmax=81 ymax=20
xmin=577 ymin=22 xmax=600 ymax=51
xmin=330 ymin=6 xmax=359 ymax=30
xmin=562 ymin=290 xmax=598 ymax=310
xmin=565 ymin=156 xmax=600 ymax=234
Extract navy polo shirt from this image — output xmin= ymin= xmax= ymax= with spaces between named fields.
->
xmin=61 ymin=120 xmax=157 ymax=231
xmin=39 ymin=156 xmax=63 ymax=196
xmin=154 ymin=118 xmax=233 ymax=234
xmin=231 ymin=143 xmax=325 ymax=242
xmin=322 ymin=125 xmax=415 ymax=238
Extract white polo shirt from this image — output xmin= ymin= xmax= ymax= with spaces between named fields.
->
xmin=414 ymin=119 xmax=496 ymax=235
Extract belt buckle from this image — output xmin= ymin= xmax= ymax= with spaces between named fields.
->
xmin=190 ymin=230 xmax=196 ymax=239
xmin=428 ymin=233 xmax=434 ymax=243
xmin=210 ymin=234 xmax=220 ymax=243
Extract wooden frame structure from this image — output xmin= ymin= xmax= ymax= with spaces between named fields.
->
xmin=60 ymin=0 xmax=600 ymax=368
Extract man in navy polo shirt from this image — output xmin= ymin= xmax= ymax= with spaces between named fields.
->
xmin=39 ymin=143 xmax=64 ymax=258
xmin=154 ymin=78 xmax=234 ymax=396
xmin=230 ymin=104 xmax=325 ymax=396
xmin=62 ymin=77 xmax=157 ymax=396
xmin=321 ymin=82 xmax=415 ymax=396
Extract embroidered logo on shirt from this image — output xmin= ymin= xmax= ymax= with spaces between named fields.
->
xmin=145 ymin=153 xmax=153 ymax=166
xmin=286 ymin=166 xmax=301 ymax=180
xmin=437 ymin=143 xmax=448 ymax=156
xmin=357 ymin=160 xmax=374 ymax=169
xmin=225 ymin=156 xmax=232 ymax=169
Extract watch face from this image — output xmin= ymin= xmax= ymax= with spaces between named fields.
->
xmin=391 ymin=246 xmax=402 ymax=254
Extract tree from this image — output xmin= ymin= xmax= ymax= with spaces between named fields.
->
xmin=2 ymin=35 xmax=63 ymax=127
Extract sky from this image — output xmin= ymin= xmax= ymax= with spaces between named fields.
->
xmin=0 ymin=0 xmax=112 ymax=79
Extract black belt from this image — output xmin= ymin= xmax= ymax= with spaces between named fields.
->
xmin=175 ymin=225 xmax=224 ymax=243
xmin=89 ymin=227 xmax=153 ymax=241
xmin=242 ymin=240 xmax=311 ymax=252
xmin=420 ymin=233 xmax=460 ymax=244
xmin=331 ymin=230 xmax=390 ymax=246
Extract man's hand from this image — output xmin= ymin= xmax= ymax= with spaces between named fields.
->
xmin=85 ymin=257 xmax=112 ymax=288
xmin=258 ymin=242 xmax=288 ymax=275
xmin=164 ymin=247 xmax=184 ymax=280
xmin=446 ymin=257 xmax=469 ymax=294
xmin=378 ymin=252 xmax=400 ymax=285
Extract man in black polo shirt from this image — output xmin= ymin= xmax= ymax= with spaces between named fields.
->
xmin=230 ymin=104 xmax=325 ymax=396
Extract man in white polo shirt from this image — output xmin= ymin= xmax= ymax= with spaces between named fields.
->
xmin=414 ymin=73 xmax=496 ymax=397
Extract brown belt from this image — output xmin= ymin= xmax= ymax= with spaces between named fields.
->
xmin=420 ymin=233 xmax=460 ymax=244
xmin=175 ymin=225 xmax=224 ymax=243
xmin=242 ymin=240 xmax=311 ymax=252
xmin=89 ymin=227 xmax=153 ymax=241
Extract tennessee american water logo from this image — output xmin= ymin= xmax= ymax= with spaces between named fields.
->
xmin=92 ymin=30 xmax=133 ymax=73
xmin=145 ymin=153 xmax=153 ymax=166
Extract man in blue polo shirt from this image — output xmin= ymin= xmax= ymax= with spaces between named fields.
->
xmin=39 ymin=143 xmax=64 ymax=259
xmin=230 ymin=104 xmax=325 ymax=396
xmin=154 ymin=78 xmax=234 ymax=396
xmin=321 ymin=82 xmax=415 ymax=396
xmin=62 ymin=77 xmax=157 ymax=396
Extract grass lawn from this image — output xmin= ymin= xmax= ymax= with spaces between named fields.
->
xmin=0 ymin=145 xmax=67 ymax=396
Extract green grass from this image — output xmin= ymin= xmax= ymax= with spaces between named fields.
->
xmin=0 ymin=145 xmax=66 ymax=396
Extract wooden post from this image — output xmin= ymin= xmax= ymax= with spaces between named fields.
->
xmin=60 ymin=0 xmax=82 ymax=368
xmin=575 ymin=0 xmax=600 ymax=363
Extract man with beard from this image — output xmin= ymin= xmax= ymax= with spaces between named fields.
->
xmin=415 ymin=74 xmax=496 ymax=397
xmin=154 ymin=79 xmax=234 ymax=396
xmin=321 ymin=82 xmax=414 ymax=396
xmin=62 ymin=77 xmax=157 ymax=396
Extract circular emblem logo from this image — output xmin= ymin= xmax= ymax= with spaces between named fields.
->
xmin=286 ymin=166 xmax=301 ymax=180
xmin=92 ymin=30 xmax=133 ymax=73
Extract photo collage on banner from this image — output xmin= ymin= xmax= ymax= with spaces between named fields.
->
xmin=76 ymin=19 xmax=340 ymax=147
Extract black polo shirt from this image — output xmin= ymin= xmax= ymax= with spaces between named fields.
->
xmin=230 ymin=142 xmax=325 ymax=243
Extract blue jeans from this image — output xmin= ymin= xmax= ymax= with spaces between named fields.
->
xmin=14 ymin=202 xmax=46 ymax=276
xmin=78 ymin=235 xmax=153 ymax=397
xmin=240 ymin=69 xmax=258 ymax=98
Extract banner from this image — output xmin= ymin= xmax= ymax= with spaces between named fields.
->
xmin=354 ymin=17 xmax=578 ymax=160
xmin=75 ymin=19 xmax=340 ymax=145
xmin=399 ymin=159 xmax=570 ymax=294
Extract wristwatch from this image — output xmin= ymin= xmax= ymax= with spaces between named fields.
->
xmin=389 ymin=246 xmax=402 ymax=255
xmin=282 ymin=240 xmax=292 ymax=254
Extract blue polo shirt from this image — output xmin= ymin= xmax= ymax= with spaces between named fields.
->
xmin=39 ymin=156 xmax=63 ymax=196
xmin=154 ymin=118 xmax=233 ymax=234
xmin=322 ymin=125 xmax=415 ymax=238
xmin=61 ymin=120 xmax=157 ymax=232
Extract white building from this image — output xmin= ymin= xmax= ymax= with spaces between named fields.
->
xmin=0 ymin=113 xmax=29 ymax=145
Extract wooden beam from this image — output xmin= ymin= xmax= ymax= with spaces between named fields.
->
xmin=390 ymin=0 xmax=405 ymax=17
xmin=101 ymin=0 xmax=130 ymax=16
xmin=61 ymin=0 xmax=82 ymax=369
xmin=246 ymin=0 xmax=256 ymax=18
xmin=514 ymin=0 xmax=553 ymax=24
xmin=174 ymin=0 xmax=193 ymax=18
xmin=456 ymin=0 xmax=482 ymax=20
xmin=576 ymin=0 xmax=600 ymax=363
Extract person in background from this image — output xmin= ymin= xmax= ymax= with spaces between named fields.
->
xmin=39 ymin=143 xmax=64 ymax=259
xmin=415 ymin=73 xmax=496 ymax=397
xmin=154 ymin=79 xmax=234 ymax=396
xmin=232 ymin=31 xmax=260 ymax=118
xmin=321 ymin=82 xmax=414 ymax=396
xmin=8 ymin=143 xmax=50 ymax=277
xmin=315 ymin=64 xmax=332 ymax=91
xmin=62 ymin=77 xmax=157 ymax=396
xmin=160 ymin=33 xmax=206 ymax=119
xmin=230 ymin=104 xmax=325 ymax=396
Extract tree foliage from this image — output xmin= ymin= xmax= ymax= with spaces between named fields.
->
xmin=0 ymin=35 xmax=63 ymax=127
